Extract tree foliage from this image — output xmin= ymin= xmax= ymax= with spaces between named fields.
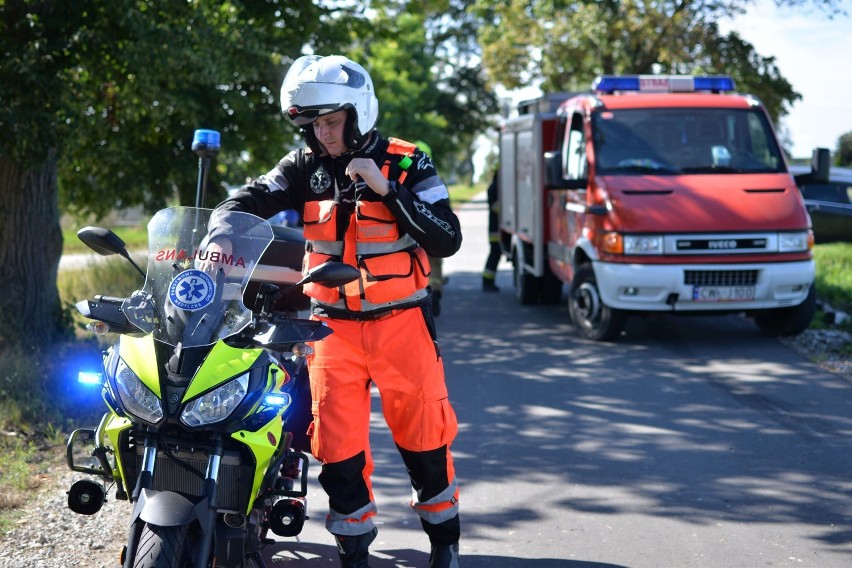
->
xmin=472 ymin=0 xmax=843 ymax=123
xmin=345 ymin=1 xmax=499 ymax=183
xmin=0 ymin=0 xmax=350 ymax=344
xmin=0 ymin=0 xmax=497 ymax=346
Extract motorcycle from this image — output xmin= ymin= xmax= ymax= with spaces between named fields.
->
xmin=65 ymin=133 xmax=357 ymax=567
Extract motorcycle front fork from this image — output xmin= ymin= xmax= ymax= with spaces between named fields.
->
xmin=123 ymin=429 xmax=225 ymax=568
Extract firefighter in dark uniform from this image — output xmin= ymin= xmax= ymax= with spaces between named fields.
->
xmin=213 ymin=55 xmax=462 ymax=568
xmin=482 ymin=170 xmax=501 ymax=292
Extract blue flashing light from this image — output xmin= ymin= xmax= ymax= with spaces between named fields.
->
xmin=192 ymin=129 xmax=221 ymax=152
xmin=693 ymin=76 xmax=736 ymax=92
xmin=593 ymin=76 xmax=641 ymax=93
xmin=264 ymin=393 xmax=292 ymax=408
xmin=78 ymin=371 xmax=104 ymax=385
xmin=593 ymin=75 xmax=735 ymax=94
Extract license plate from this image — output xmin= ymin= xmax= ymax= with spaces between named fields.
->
xmin=692 ymin=286 xmax=755 ymax=302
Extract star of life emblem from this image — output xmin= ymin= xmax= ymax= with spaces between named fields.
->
xmin=311 ymin=167 xmax=332 ymax=194
xmin=168 ymin=269 xmax=216 ymax=310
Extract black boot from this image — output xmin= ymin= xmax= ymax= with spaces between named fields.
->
xmin=334 ymin=527 xmax=377 ymax=568
xmin=482 ymin=278 xmax=499 ymax=293
xmin=429 ymin=543 xmax=460 ymax=568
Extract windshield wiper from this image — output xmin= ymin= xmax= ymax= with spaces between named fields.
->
xmin=604 ymin=163 xmax=680 ymax=174
xmin=679 ymin=165 xmax=745 ymax=174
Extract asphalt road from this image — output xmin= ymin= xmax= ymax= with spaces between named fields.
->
xmin=262 ymin=197 xmax=852 ymax=567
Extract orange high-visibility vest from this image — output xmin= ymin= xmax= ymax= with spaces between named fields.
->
xmin=301 ymin=138 xmax=431 ymax=313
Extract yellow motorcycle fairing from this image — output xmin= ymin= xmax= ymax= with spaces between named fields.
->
xmin=96 ymin=410 xmax=132 ymax=483
xmin=118 ymin=334 xmax=161 ymax=398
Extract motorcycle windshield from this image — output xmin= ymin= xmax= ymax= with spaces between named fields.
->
xmin=123 ymin=207 xmax=274 ymax=347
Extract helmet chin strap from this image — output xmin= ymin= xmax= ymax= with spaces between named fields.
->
xmin=343 ymin=108 xmax=367 ymax=151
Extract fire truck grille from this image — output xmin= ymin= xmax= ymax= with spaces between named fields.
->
xmin=684 ymin=270 xmax=758 ymax=287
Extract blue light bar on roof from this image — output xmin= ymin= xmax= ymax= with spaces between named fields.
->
xmin=593 ymin=75 xmax=735 ymax=94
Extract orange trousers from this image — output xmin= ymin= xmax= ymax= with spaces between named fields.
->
xmin=307 ymin=307 xmax=459 ymax=537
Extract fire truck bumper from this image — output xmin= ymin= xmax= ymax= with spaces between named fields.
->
xmin=593 ymin=260 xmax=814 ymax=312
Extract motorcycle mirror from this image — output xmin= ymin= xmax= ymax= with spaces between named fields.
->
xmin=268 ymin=262 xmax=360 ymax=309
xmin=303 ymin=262 xmax=361 ymax=288
xmin=77 ymin=226 xmax=127 ymax=256
xmin=76 ymin=226 xmax=146 ymax=278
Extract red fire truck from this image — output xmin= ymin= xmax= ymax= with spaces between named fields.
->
xmin=498 ymin=75 xmax=829 ymax=340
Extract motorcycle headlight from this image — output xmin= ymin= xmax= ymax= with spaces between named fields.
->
xmin=114 ymin=359 xmax=163 ymax=423
xmin=181 ymin=373 xmax=249 ymax=427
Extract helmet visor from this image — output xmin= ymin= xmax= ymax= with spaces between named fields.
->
xmin=285 ymin=103 xmax=347 ymax=126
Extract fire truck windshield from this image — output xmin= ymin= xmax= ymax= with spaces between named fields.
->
xmin=592 ymin=108 xmax=786 ymax=175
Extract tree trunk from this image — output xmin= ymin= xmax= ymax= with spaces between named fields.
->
xmin=0 ymin=151 xmax=64 ymax=348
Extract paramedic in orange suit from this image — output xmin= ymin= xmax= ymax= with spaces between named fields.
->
xmin=214 ymin=55 xmax=462 ymax=568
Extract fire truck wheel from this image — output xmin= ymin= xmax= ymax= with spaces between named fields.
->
xmin=752 ymin=283 xmax=816 ymax=336
xmin=568 ymin=264 xmax=626 ymax=341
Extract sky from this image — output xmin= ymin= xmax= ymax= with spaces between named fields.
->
xmin=721 ymin=0 xmax=852 ymax=159
xmin=474 ymin=0 xmax=852 ymax=175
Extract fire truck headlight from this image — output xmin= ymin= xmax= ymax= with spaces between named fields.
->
xmin=778 ymin=231 xmax=810 ymax=252
xmin=624 ymin=235 xmax=663 ymax=255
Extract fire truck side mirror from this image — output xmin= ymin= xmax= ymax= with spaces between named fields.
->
xmin=795 ymin=147 xmax=831 ymax=187
xmin=810 ymin=147 xmax=830 ymax=184
xmin=544 ymin=151 xmax=587 ymax=190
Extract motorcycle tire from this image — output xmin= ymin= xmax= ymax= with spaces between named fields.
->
xmin=133 ymin=523 xmax=188 ymax=568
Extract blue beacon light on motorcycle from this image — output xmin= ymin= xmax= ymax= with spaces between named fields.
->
xmin=192 ymin=129 xmax=221 ymax=157
xmin=78 ymin=372 xmax=104 ymax=385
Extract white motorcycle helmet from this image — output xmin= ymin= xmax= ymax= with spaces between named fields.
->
xmin=281 ymin=54 xmax=379 ymax=154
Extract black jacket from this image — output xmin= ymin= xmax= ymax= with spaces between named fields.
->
xmin=217 ymin=131 xmax=462 ymax=259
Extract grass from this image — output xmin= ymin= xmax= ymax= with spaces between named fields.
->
xmin=63 ymin=225 xmax=148 ymax=255
xmin=0 ymin=339 xmax=104 ymax=532
xmin=0 ymin=435 xmax=41 ymax=530
xmin=59 ymin=257 xmax=144 ymax=338
xmin=449 ymin=180 xmax=488 ymax=205
xmin=0 ymin=259 xmax=142 ymax=530
xmin=812 ymin=242 xmax=852 ymax=331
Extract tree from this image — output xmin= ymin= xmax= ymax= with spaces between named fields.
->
xmin=0 ymin=0 xmax=351 ymax=346
xmin=343 ymin=1 xmax=499 ymax=183
xmin=0 ymin=0 xmax=497 ymax=348
xmin=836 ymin=131 xmax=852 ymax=166
xmin=472 ymin=0 xmax=843 ymax=123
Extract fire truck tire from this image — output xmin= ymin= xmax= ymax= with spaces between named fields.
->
xmin=568 ymin=264 xmax=626 ymax=341
xmin=752 ymin=283 xmax=816 ymax=336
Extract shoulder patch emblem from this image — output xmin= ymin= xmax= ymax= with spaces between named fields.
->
xmin=310 ymin=167 xmax=332 ymax=194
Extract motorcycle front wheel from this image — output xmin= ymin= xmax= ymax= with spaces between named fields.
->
xmin=133 ymin=523 xmax=188 ymax=568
